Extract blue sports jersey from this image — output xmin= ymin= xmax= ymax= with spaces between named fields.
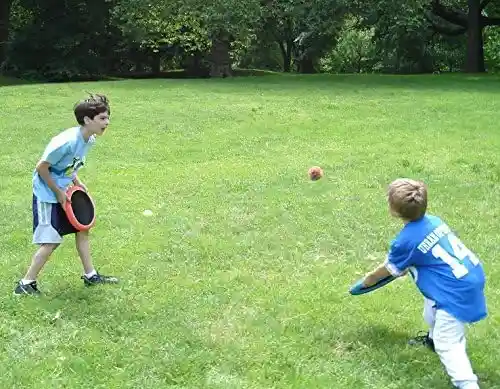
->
xmin=384 ymin=214 xmax=487 ymax=323
xmin=32 ymin=127 xmax=95 ymax=203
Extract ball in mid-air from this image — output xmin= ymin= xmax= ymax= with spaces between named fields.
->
xmin=308 ymin=166 xmax=323 ymax=181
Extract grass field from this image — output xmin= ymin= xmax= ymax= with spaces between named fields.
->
xmin=0 ymin=73 xmax=499 ymax=389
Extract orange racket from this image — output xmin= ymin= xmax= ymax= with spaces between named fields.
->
xmin=64 ymin=185 xmax=96 ymax=231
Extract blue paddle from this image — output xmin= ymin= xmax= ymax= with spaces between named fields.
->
xmin=349 ymin=274 xmax=397 ymax=295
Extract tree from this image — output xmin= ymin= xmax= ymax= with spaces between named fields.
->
xmin=0 ymin=0 xmax=13 ymax=66
xmin=484 ymin=23 xmax=500 ymax=71
xmin=260 ymin=0 xmax=346 ymax=73
xmin=260 ymin=0 xmax=297 ymax=72
xmin=175 ymin=0 xmax=262 ymax=77
xmin=116 ymin=0 xmax=262 ymax=77
xmin=352 ymin=0 xmax=437 ymax=73
xmin=320 ymin=16 xmax=376 ymax=73
xmin=427 ymin=0 xmax=500 ymax=72
xmin=112 ymin=1 xmax=210 ymax=75
xmin=293 ymin=0 xmax=347 ymax=73
xmin=352 ymin=0 xmax=500 ymax=73
xmin=3 ymin=0 xmax=121 ymax=80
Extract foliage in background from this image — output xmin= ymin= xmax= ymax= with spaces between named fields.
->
xmin=2 ymin=0 xmax=500 ymax=79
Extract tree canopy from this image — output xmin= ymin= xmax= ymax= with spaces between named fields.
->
xmin=2 ymin=0 xmax=500 ymax=80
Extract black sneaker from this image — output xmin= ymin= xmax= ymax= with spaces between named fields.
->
xmin=82 ymin=272 xmax=119 ymax=286
xmin=408 ymin=331 xmax=435 ymax=352
xmin=14 ymin=281 xmax=41 ymax=295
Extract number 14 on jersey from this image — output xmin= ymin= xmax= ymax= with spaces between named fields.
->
xmin=431 ymin=233 xmax=480 ymax=279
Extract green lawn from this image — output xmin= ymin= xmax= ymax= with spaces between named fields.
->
xmin=0 ymin=74 xmax=499 ymax=389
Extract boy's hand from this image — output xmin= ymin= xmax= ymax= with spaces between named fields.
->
xmin=362 ymin=264 xmax=392 ymax=288
xmin=72 ymin=176 xmax=87 ymax=192
xmin=362 ymin=275 xmax=377 ymax=288
xmin=56 ymin=189 xmax=70 ymax=207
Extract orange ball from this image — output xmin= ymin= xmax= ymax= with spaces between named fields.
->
xmin=308 ymin=166 xmax=323 ymax=181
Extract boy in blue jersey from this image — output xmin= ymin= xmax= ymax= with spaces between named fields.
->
xmin=15 ymin=94 xmax=119 ymax=295
xmin=362 ymin=178 xmax=486 ymax=389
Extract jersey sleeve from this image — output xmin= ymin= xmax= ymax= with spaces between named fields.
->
xmin=40 ymin=138 xmax=71 ymax=166
xmin=384 ymin=239 xmax=414 ymax=276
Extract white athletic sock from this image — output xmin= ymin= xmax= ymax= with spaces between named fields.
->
xmin=85 ymin=270 xmax=97 ymax=279
xmin=21 ymin=279 xmax=35 ymax=285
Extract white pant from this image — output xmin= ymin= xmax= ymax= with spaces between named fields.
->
xmin=423 ymin=298 xmax=480 ymax=389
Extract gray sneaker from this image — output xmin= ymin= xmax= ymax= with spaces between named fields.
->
xmin=14 ymin=281 xmax=41 ymax=295
xmin=408 ymin=331 xmax=435 ymax=352
xmin=82 ymin=272 xmax=119 ymax=286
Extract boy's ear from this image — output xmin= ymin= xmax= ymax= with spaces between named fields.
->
xmin=83 ymin=116 xmax=91 ymax=125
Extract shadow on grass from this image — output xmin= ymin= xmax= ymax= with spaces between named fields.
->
xmin=0 ymin=75 xmax=33 ymax=87
xmin=226 ymin=72 xmax=500 ymax=94
xmin=1 ymin=70 xmax=499 ymax=94
xmin=0 ymin=68 xmax=278 ymax=87
xmin=345 ymin=324 xmax=500 ymax=388
xmin=347 ymin=323 xmax=412 ymax=349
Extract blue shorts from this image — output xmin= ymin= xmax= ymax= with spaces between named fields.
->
xmin=32 ymin=194 xmax=78 ymax=244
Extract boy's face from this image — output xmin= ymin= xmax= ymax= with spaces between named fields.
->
xmin=84 ymin=111 xmax=110 ymax=136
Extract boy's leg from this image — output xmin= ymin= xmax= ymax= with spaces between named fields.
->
xmin=75 ymin=230 xmax=119 ymax=286
xmin=75 ymin=230 xmax=95 ymax=275
xmin=16 ymin=197 xmax=63 ymax=295
xmin=433 ymin=309 xmax=479 ymax=389
xmin=409 ymin=297 xmax=436 ymax=351
xmin=23 ymin=243 xmax=59 ymax=282
xmin=423 ymin=297 xmax=437 ymax=339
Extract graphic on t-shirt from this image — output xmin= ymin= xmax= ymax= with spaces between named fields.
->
xmin=64 ymin=157 xmax=85 ymax=177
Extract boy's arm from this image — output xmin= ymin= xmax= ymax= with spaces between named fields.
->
xmin=36 ymin=139 xmax=77 ymax=205
xmin=36 ymin=161 xmax=67 ymax=205
xmin=362 ymin=240 xmax=413 ymax=288
xmin=72 ymin=175 xmax=87 ymax=191
xmin=362 ymin=263 xmax=393 ymax=288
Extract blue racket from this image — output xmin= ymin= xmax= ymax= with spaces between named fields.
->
xmin=349 ymin=274 xmax=396 ymax=295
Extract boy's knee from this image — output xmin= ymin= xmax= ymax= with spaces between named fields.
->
xmin=42 ymin=243 xmax=60 ymax=251
xmin=432 ymin=336 xmax=449 ymax=353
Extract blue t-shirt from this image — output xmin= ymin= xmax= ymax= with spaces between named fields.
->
xmin=384 ymin=214 xmax=487 ymax=323
xmin=32 ymin=127 xmax=95 ymax=203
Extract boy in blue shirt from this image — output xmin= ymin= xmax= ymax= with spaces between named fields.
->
xmin=15 ymin=94 xmax=119 ymax=295
xmin=362 ymin=178 xmax=486 ymax=389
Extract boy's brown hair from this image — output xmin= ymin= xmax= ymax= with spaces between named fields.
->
xmin=387 ymin=178 xmax=428 ymax=221
xmin=74 ymin=93 xmax=110 ymax=125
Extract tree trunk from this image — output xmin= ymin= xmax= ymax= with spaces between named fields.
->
xmin=135 ymin=60 xmax=145 ymax=73
xmin=278 ymin=40 xmax=293 ymax=72
xmin=185 ymin=53 xmax=209 ymax=78
xmin=284 ymin=49 xmax=292 ymax=72
xmin=209 ymin=33 xmax=232 ymax=78
xmin=152 ymin=51 xmax=161 ymax=74
xmin=0 ymin=0 xmax=13 ymax=66
xmin=465 ymin=0 xmax=485 ymax=72
xmin=356 ymin=47 xmax=362 ymax=73
xmin=298 ymin=57 xmax=315 ymax=74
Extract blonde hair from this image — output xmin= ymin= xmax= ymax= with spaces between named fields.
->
xmin=387 ymin=178 xmax=427 ymax=221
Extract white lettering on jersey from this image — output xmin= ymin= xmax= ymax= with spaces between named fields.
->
xmin=417 ymin=224 xmax=481 ymax=279
xmin=417 ymin=224 xmax=451 ymax=254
